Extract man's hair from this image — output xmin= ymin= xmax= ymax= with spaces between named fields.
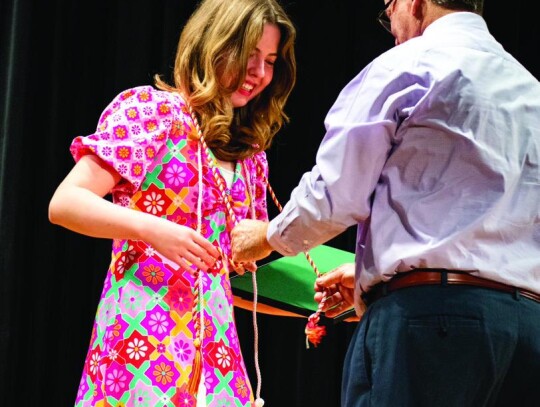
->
xmin=430 ymin=0 xmax=483 ymax=14
xmin=155 ymin=0 xmax=297 ymax=161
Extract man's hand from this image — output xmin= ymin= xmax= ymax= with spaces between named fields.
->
xmin=231 ymin=219 xmax=273 ymax=262
xmin=232 ymin=260 xmax=257 ymax=275
xmin=314 ymin=263 xmax=364 ymax=319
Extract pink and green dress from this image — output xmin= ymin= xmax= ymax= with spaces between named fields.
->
xmin=71 ymin=86 xmax=269 ymax=407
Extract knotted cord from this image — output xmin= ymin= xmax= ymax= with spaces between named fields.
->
xmin=254 ymin=163 xmax=328 ymax=348
xmin=187 ymin=137 xmax=205 ymax=397
xmin=242 ymin=160 xmax=264 ymax=403
xmin=185 ymin=101 xmax=265 ymax=406
xmin=184 ymin=95 xmax=329 ymax=406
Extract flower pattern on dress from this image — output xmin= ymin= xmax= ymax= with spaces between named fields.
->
xmin=141 ymin=305 xmax=173 ymax=343
xmin=164 ymin=278 xmax=193 ymax=315
xmin=147 ymin=355 xmax=179 ymax=393
xmin=208 ymin=285 xmax=229 ymax=326
xmin=216 ymin=345 xmax=232 ymax=369
xmin=142 ymin=264 xmax=165 ymax=285
xmin=72 ymin=86 xmax=268 ymax=406
xmin=153 ymin=361 xmax=174 ymax=384
xmin=205 ymin=339 xmax=237 ymax=377
xmin=105 ymin=367 xmax=128 ymax=393
xmin=88 ymin=349 xmax=101 ymax=377
xmin=235 ymin=376 xmax=249 ymax=399
xmin=131 ymin=384 xmax=157 ymax=407
xmin=209 ymin=390 xmax=236 ymax=407
xmin=171 ymin=385 xmax=196 ymax=407
xmin=171 ymin=337 xmax=193 ymax=363
xmin=143 ymin=191 xmax=165 ymax=214
xmin=126 ymin=337 xmax=148 ymax=361
xmin=119 ymin=284 xmax=147 ymax=318
xmin=147 ymin=311 xmax=169 ymax=335
xmin=118 ymin=330 xmax=155 ymax=370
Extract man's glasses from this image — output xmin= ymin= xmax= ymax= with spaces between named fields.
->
xmin=377 ymin=0 xmax=395 ymax=34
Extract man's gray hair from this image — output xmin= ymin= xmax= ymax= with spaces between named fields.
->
xmin=430 ymin=0 xmax=483 ymax=14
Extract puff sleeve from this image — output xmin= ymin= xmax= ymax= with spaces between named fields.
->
xmin=70 ymin=86 xmax=176 ymax=193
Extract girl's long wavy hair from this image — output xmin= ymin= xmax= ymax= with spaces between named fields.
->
xmin=155 ymin=0 xmax=297 ymax=161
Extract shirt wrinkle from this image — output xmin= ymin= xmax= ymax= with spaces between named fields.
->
xmin=266 ymin=12 xmax=540 ymax=309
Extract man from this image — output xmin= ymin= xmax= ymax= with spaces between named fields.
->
xmin=231 ymin=0 xmax=540 ymax=405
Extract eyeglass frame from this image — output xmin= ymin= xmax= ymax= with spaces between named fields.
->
xmin=377 ymin=0 xmax=395 ymax=34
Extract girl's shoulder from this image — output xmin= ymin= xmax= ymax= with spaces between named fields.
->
xmin=110 ymin=85 xmax=188 ymax=112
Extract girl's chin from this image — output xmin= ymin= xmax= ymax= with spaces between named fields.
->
xmin=231 ymin=91 xmax=253 ymax=108
xmin=231 ymin=98 xmax=249 ymax=108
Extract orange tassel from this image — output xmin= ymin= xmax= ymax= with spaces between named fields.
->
xmin=187 ymin=338 xmax=202 ymax=395
xmin=305 ymin=314 xmax=326 ymax=348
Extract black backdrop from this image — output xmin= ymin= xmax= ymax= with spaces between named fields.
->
xmin=1 ymin=1 xmax=538 ymax=406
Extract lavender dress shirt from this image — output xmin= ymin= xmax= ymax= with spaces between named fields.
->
xmin=267 ymin=12 xmax=540 ymax=313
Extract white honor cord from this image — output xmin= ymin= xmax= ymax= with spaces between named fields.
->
xmin=187 ymin=98 xmax=264 ymax=405
xmin=252 ymin=271 xmax=264 ymax=406
xmin=243 ymin=161 xmax=264 ymax=407
xmin=196 ymin=142 xmax=207 ymax=406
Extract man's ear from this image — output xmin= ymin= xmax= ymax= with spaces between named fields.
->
xmin=410 ymin=0 xmax=425 ymax=19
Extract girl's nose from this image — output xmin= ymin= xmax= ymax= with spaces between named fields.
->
xmin=248 ymin=57 xmax=265 ymax=78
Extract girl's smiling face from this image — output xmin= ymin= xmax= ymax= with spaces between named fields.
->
xmin=230 ymin=23 xmax=280 ymax=108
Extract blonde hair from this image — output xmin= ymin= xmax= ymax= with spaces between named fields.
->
xmin=155 ymin=0 xmax=297 ymax=161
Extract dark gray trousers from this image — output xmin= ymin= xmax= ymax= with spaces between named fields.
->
xmin=342 ymin=284 xmax=540 ymax=407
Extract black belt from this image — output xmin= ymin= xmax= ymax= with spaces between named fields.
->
xmin=362 ymin=269 xmax=540 ymax=305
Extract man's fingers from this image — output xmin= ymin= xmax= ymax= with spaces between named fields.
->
xmin=322 ymin=292 xmax=344 ymax=310
xmin=316 ymin=263 xmax=355 ymax=288
xmin=341 ymin=270 xmax=355 ymax=288
xmin=316 ymin=269 xmax=344 ymax=288
xmin=244 ymin=261 xmax=257 ymax=272
xmin=324 ymin=301 xmax=353 ymax=319
xmin=235 ymin=265 xmax=246 ymax=275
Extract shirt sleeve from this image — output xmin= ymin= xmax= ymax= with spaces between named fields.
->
xmin=70 ymin=86 xmax=173 ymax=193
xmin=267 ymin=57 xmax=414 ymax=256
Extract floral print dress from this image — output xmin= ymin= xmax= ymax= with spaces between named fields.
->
xmin=71 ymin=86 xmax=269 ymax=407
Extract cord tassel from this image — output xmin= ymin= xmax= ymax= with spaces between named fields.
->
xmin=255 ymin=158 xmax=330 ymax=348
xmin=186 ymin=100 xmax=267 ymax=401
xmin=305 ymin=314 xmax=326 ymax=348
xmin=188 ymin=338 xmax=203 ymax=395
